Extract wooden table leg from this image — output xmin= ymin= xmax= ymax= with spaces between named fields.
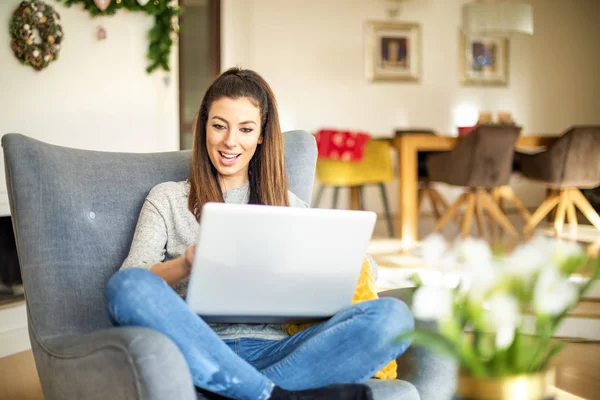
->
xmin=398 ymin=136 xmax=418 ymax=245
xmin=350 ymin=186 xmax=361 ymax=211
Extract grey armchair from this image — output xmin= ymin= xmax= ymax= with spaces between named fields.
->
xmin=2 ymin=132 xmax=440 ymax=400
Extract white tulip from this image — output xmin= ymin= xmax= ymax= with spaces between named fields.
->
xmin=466 ymin=261 xmax=498 ymax=302
xmin=530 ymin=236 xmax=583 ymax=266
xmin=534 ymin=268 xmax=578 ymax=316
xmin=505 ymin=241 xmax=546 ymax=280
xmin=412 ymin=286 xmax=453 ymax=322
xmin=551 ymin=240 xmax=583 ymax=265
xmin=421 ymin=234 xmax=449 ymax=268
xmin=495 ymin=325 xmax=516 ymax=349
xmin=454 ymin=237 xmax=492 ymax=272
xmin=484 ymin=294 xmax=520 ymax=349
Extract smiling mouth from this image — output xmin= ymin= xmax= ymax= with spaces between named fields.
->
xmin=219 ymin=151 xmax=241 ymax=160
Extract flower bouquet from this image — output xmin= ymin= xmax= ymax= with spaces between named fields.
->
xmin=400 ymin=234 xmax=600 ymax=399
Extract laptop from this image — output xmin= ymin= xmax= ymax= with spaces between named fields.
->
xmin=186 ymin=202 xmax=377 ymax=323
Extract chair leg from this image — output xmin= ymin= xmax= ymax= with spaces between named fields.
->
xmin=489 ymin=188 xmax=502 ymax=239
xmin=429 ymin=189 xmax=443 ymax=220
xmin=430 ymin=188 xmax=461 ymax=225
xmin=313 ymin=185 xmax=325 ymax=208
xmin=565 ymin=190 xmax=578 ymax=238
xmin=570 ymin=188 xmax=600 ymax=231
xmin=359 ymin=186 xmax=366 ymax=211
xmin=497 ymin=186 xmax=532 ymax=221
xmin=479 ymin=191 xmax=518 ymax=236
xmin=332 ymin=187 xmax=340 ymax=209
xmin=547 ymin=188 xmax=559 ymax=222
xmin=487 ymin=211 xmax=496 ymax=243
xmin=417 ymin=187 xmax=425 ymax=214
xmin=462 ymin=193 xmax=476 ymax=238
xmin=523 ymin=192 xmax=561 ymax=235
xmin=350 ymin=186 xmax=361 ymax=211
xmin=475 ymin=191 xmax=486 ymax=238
xmin=554 ymin=191 xmax=569 ymax=236
xmin=433 ymin=193 xmax=468 ymax=233
xmin=430 ymin=188 xmax=446 ymax=210
xmin=379 ymin=183 xmax=395 ymax=238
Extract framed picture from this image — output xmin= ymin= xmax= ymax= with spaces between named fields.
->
xmin=364 ymin=21 xmax=421 ymax=82
xmin=460 ymin=31 xmax=509 ymax=86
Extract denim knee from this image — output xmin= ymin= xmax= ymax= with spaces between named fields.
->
xmin=105 ymin=268 xmax=161 ymax=317
xmin=366 ymin=297 xmax=415 ymax=345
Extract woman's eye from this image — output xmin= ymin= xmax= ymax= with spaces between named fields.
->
xmin=213 ymin=124 xmax=225 ymax=130
xmin=240 ymin=128 xmax=253 ymax=133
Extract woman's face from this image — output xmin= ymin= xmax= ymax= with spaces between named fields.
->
xmin=206 ymin=97 xmax=263 ymax=188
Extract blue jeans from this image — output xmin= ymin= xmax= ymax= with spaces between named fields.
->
xmin=105 ymin=268 xmax=414 ymax=400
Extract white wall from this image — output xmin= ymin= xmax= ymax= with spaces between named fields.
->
xmin=0 ymin=0 xmax=180 ymax=215
xmin=221 ymin=0 xmax=600 ymax=214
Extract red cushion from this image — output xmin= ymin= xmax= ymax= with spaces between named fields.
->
xmin=315 ymin=129 xmax=370 ymax=161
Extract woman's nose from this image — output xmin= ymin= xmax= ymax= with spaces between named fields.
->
xmin=224 ymin=130 xmax=237 ymax=147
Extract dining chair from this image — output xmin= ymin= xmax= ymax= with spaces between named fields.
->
xmin=426 ymin=125 xmax=523 ymax=238
xmin=519 ymin=126 xmax=600 ymax=236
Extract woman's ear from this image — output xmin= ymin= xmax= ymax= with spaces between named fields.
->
xmin=258 ymin=135 xmax=263 ymax=145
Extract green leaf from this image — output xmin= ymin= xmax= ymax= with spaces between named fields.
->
xmin=538 ymin=342 xmax=566 ymax=371
xmin=527 ymin=316 xmax=554 ymax=372
xmin=560 ymin=254 xmax=588 ymax=275
xmin=396 ymin=330 xmax=461 ymax=360
xmin=54 ymin=0 xmax=177 ymax=73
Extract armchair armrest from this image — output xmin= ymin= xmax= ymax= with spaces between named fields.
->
xmin=37 ymin=326 xmax=196 ymax=400
xmin=379 ymin=288 xmax=457 ymax=400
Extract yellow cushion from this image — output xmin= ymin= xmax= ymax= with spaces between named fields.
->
xmin=316 ymin=140 xmax=394 ymax=186
xmin=283 ymin=257 xmax=398 ymax=380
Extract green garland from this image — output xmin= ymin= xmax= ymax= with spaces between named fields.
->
xmin=55 ymin=0 xmax=182 ymax=73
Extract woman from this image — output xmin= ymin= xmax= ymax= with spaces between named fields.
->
xmin=105 ymin=68 xmax=414 ymax=400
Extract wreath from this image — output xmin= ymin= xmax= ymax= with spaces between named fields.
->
xmin=10 ymin=0 xmax=63 ymax=71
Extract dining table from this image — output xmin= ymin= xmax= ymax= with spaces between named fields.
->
xmin=388 ymin=132 xmax=559 ymax=246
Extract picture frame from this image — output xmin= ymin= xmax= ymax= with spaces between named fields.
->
xmin=364 ymin=21 xmax=421 ymax=82
xmin=460 ymin=31 xmax=509 ymax=86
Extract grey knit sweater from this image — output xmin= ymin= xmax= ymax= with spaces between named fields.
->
xmin=121 ymin=180 xmax=308 ymax=340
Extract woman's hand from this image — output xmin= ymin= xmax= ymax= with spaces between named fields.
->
xmin=150 ymin=245 xmax=195 ymax=286
xmin=183 ymin=245 xmax=196 ymax=273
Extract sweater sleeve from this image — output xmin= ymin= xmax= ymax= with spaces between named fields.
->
xmin=120 ymin=199 xmax=168 ymax=270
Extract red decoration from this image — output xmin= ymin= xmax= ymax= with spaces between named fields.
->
xmin=315 ymin=129 xmax=370 ymax=162
xmin=458 ymin=125 xmax=477 ymax=137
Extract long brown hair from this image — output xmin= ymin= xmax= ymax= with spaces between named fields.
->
xmin=188 ymin=67 xmax=289 ymax=220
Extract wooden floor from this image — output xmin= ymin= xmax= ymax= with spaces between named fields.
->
xmin=553 ymin=341 xmax=600 ymax=400
xmin=0 ymin=350 xmax=43 ymax=400
xmin=1 ymin=341 xmax=598 ymax=400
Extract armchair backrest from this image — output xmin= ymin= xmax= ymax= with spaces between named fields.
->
xmin=2 ymin=131 xmax=316 ymax=341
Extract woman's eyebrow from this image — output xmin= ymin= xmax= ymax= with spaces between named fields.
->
xmin=211 ymin=116 xmax=229 ymax=124
xmin=211 ymin=116 xmax=256 ymax=125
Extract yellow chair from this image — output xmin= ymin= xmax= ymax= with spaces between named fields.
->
xmin=313 ymin=139 xmax=395 ymax=237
